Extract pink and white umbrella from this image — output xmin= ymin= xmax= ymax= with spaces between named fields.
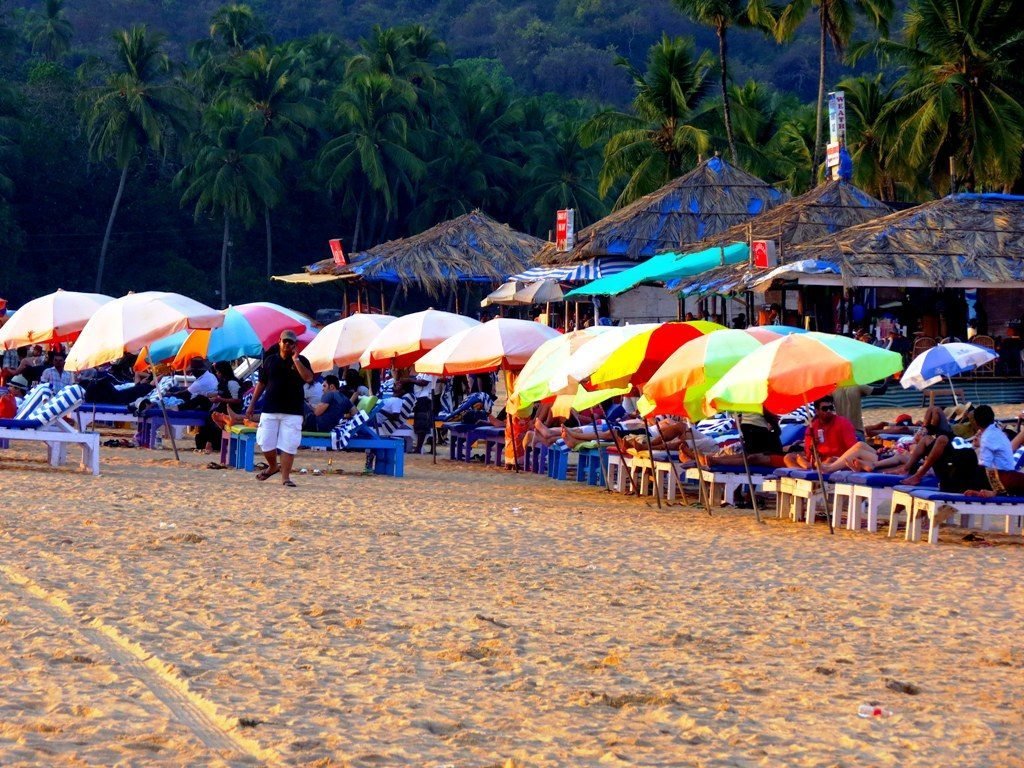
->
xmin=302 ymin=313 xmax=396 ymax=372
xmin=359 ymin=309 xmax=480 ymax=369
xmin=415 ymin=318 xmax=560 ymax=375
xmin=0 ymin=289 xmax=114 ymax=349
xmin=65 ymin=291 xmax=224 ymax=372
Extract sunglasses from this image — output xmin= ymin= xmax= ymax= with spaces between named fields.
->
xmin=818 ymin=404 xmax=836 ymax=412
xmin=280 ymin=339 xmax=297 ymax=345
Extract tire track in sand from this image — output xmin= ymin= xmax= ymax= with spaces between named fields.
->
xmin=0 ymin=565 xmax=275 ymax=764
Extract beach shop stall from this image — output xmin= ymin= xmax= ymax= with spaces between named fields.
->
xmin=274 ymin=210 xmax=545 ymax=316
xmin=533 ymin=157 xmax=789 ymax=324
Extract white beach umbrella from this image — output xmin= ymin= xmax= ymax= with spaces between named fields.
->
xmin=513 ymin=279 xmax=564 ymax=305
xmin=415 ymin=318 xmax=560 ymax=375
xmin=358 ymin=309 xmax=480 ymax=369
xmin=301 ymin=313 xmax=396 ymax=372
xmin=65 ymin=291 xmax=225 ymax=372
xmin=0 ymin=289 xmax=114 ymax=350
xmin=480 ymin=280 xmax=527 ymax=307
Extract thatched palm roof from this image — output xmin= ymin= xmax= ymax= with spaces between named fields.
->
xmin=785 ymin=193 xmax=1024 ymax=289
xmin=306 ymin=210 xmax=545 ymax=296
xmin=678 ymin=181 xmax=893 ymax=294
xmin=540 ymin=156 xmax=789 ymax=265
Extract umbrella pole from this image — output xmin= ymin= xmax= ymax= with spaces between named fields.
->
xmin=947 ymin=374 xmax=959 ymax=407
xmin=734 ymin=413 xmax=762 ymax=524
xmin=602 ymin=415 xmax=636 ymax=494
xmin=149 ymin=363 xmax=181 ymax=461
xmin=686 ymin=420 xmax=713 ymax=516
xmin=805 ymin=399 xmax=834 ymax=535
xmin=641 ymin=417 xmax=662 ymax=509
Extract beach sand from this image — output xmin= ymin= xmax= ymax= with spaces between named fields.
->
xmin=1 ymin=419 xmax=1022 ymax=766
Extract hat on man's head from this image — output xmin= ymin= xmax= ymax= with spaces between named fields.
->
xmin=8 ymin=374 xmax=29 ymax=389
xmin=895 ymin=413 xmax=913 ymax=426
xmin=280 ymin=329 xmax=298 ymax=343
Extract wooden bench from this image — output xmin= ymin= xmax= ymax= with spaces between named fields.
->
xmin=921 ymin=388 xmax=965 ymax=409
xmin=233 ymin=429 xmax=404 ymax=477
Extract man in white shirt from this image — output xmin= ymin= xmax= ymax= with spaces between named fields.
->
xmin=409 ymin=372 xmax=437 ymax=453
xmin=974 ymin=405 xmax=1015 ymax=470
xmin=40 ymin=354 xmax=76 ymax=390
xmin=188 ymin=360 xmax=218 ymax=397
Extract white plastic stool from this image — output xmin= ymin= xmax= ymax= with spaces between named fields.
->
xmin=831 ymin=481 xmax=853 ymax=530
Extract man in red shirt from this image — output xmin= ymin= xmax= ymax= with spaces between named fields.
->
xmin=784 ymin=394 xmax=878 ymax=471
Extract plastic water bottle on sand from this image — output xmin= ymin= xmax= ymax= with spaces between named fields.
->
xmin=858 ymin=704 xmax=892 ymax=718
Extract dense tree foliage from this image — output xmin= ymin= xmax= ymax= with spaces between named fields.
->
xmin=0 ymin=0 xmax=1020 ymax=311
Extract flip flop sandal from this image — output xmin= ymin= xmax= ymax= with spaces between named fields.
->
xmin=207 ymin=462 xmax=226 ymax=470
xmin=282 ymin=479 xmax=297 ymax=487
xmin=256 ymin=467 xmax=280 ymax=481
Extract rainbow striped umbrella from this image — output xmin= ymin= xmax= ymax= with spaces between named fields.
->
xmin=705 ymin=332 xmax=903 ymax=415
xmin=586 ymin=320 xmax=725 ymax=390
xmin=638 ymin=327 xmax=785 ymax=419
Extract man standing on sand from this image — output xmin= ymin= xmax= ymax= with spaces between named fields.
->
xmin=245 ymin=329 xmax=313 ymax=487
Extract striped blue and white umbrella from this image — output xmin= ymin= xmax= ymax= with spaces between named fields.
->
xmin=901 ymin=342 xmax=998 ymax=402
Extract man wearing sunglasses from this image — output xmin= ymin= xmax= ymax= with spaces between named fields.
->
xmin=785 ymin=394 xmax=878 ymax=471
xmin=245 ymin=329 xmax=313 ymax=486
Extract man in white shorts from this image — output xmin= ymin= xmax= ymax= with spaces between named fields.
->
xmin=245 ymin=329 xmax=313 ymax=486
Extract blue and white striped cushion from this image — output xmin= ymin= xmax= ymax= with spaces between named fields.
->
xmin=780 ymin=405 xmax=815 ymax=424
xmin=14 ymin=383 xmax=52 ymax=420
xmin=331 ymin=410 xmax=371 ymax=450
xmin=29 ymin=384 xmax=85 ymax=426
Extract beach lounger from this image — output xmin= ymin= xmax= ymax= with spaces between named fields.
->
xmin=829 ymin=471 xmax=938 ymax=532
xmin=0 ymin=384 xmax=99 ymax=474
xmin=898 ymin=488 xmax=1024 ymax=544
xmin=764 ymin=468 xmax=837 ymax=524
xmin=698 ymin=464 xmax=775 ymax=507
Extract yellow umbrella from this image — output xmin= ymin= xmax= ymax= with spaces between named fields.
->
xmin=587 ymin=320 xmax=725 ymax=391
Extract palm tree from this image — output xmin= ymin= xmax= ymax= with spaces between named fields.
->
xmin=346 ymin=24 xmax=447 ymax=113
xmin=772 ymin=103 xmax=818 ymax=192
xmin=317 ymin=71 xmax=425 ymax=250
xmin=670 ymin=0 xmax=774 ymax=164
xmin=176 ymin=103 xmax=284 ymax=306
xmin=775 ymin=0 xmax=893 ymax=183
xmin=872 ymin=0 xmax=1024 ymax=191
xmin=190 ymin=4 xmax=272 ymax=98
xmin=719 ymin=79 xmax=802 ymax=183
xmin=26 ymin=0 xmax=73 ymax=61
xmin=78 ymin=26 xmax=195 ymax=292
xmin=521 ymin=120 xmax=607 ymax=233
xmin=581 ymin=34 xmax=715 ymax=209
xmin=225 ymin=46 xmax=318 ymax=275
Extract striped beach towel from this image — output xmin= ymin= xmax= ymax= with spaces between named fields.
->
xmin=331 ymin=410 xmax=372 ymax=450
xmin=378 ymin=393 xmax=415 ymax=437
xmin=14 ymin=383 xmax=52 ymax=420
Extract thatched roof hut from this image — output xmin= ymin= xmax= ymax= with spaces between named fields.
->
xmin=675 ymin=180 xmax=893 ymax=295
xmin=540 ymin=156 xmax=789 ymax=265
xmin=773 ymin=193 xmax=1024 ymax=290
xmin=305 ymin=210 xmax=545 ymax=296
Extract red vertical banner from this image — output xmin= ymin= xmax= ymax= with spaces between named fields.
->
xmin=329 ymin=238 xmax=346 ymax=266
xmin=555 ymin=209 xmax=575 ymax=252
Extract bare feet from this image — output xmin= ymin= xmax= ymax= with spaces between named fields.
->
xmin=964 ymin=489 xmax=997 ymax=498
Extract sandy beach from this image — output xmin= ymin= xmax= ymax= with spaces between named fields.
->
xmin=1 ymin=424 xmax=1022 ymax=767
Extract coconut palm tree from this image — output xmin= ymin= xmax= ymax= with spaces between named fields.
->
xmin=317 ymin=71 xmax=425 ymax=250
xmin=78 ymin=26 xmax=195 ymax=292
xmin=581 ymin=34 xmax=715 ymax=209
xmin=670 ymin=0 xmax=774 ymax=164
xmin=190 ymin=3 xmax=272 ymax=98
xmin=521 ymin=120 xmax=606 ymax=233
xmin=26 ymin=0 xmax=73 ymax=61
xmin=775 ymin=0 xmax=893 ymax=183
xmin=176 ymin=103 xmax=284 ymax=306
xmin=872 ymin=0 xmax=1024 ymax=191
xmin=225 ymin=46 xmax=318 ymax=275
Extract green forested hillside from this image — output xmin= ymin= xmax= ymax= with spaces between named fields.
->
xmin=0 ymin=0 xmax=1019 ymax=315
xmin=9 ymin=0 xmax=825 ymax=105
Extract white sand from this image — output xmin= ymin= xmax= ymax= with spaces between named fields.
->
xmin=0 ymin=435 xmax=1022 ymax=766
